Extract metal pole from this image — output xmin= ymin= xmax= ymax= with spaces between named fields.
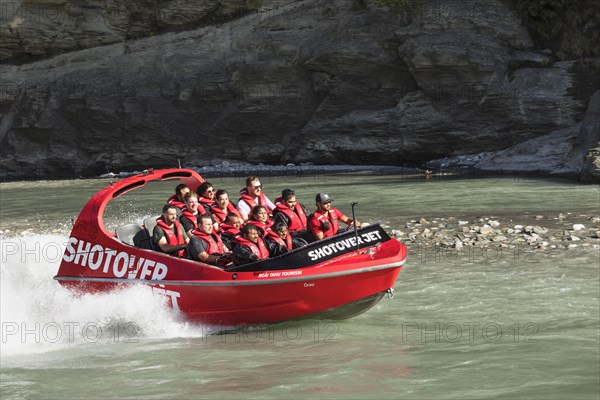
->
xmin=351 ymin=202 xmax=359 ymax=252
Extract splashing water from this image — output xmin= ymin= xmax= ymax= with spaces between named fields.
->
xmin=0 ymin=234 xmax=209 ymax=360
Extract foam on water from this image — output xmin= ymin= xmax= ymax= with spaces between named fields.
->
xmin=0 ymin=234 xmax=209 ymax=359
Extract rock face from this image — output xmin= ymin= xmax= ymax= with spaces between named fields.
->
xmin=0 ymin=0 xmax=262 ymax=63
xmin=0 ymin=0 xmax=599 ymax=180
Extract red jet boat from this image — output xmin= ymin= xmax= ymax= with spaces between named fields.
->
xmin=55 ymin=168 xmax=407 ymax=325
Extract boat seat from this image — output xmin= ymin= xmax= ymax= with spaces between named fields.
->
xmin=142 ymin=216 xmax=160 ymax=250
xmin=115 ymin=224 xmax=149 ymax=248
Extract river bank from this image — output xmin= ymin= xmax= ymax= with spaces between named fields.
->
xmin=389 ymin=213 xmax=600 ymax=255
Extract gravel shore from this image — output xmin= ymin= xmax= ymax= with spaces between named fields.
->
xmin=388 ymin=213 xmax=600 ymax=253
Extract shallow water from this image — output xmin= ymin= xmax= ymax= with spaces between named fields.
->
xmin=1 ymin=173 xmax=599 ymax=399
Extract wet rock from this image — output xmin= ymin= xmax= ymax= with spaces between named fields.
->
xmin=590 ymin=217 xmax=600 ymax=224
xmin=567 ymin=244 xmax=579 ymax=249
xmin=480 ymin=225 xmax=494 ymax=235
xmin=489 ymin=220 xmax=501 ymax=228
xmin=569 ymin=235 xmax=581 ymax=241
xmin=458 ymin=221 xmax=469 ymax=225
xmin=524 ymin=225 xmax=534 ymax=234
xmin=537 ymin=241 xmax=550 ymax=250
xmin=594 ymin=231 xmax=600 ymax=239
xmin=419 ymin=218 xmax=430 ymax=225
xmin=493 ymin=235 xmax=507 ymax=242
xmin=573 ymin=224 xmax=586 ymax=231
xmin=535 ymin=215 xmax=544 ymax=220
xmin=514 ymin=224 xmax=524 ymax=230
xmin=533 ymin=226 xmax=549 ymax=235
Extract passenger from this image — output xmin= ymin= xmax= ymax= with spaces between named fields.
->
xmin=232 ymin=224 xmax=270 ymax=265
xmin=265 ymin=222 xmax=307 ymax=257
xmin=310 ymin=192 xmax=361 ymax=240
xmin=153 ymin=204 xmax=189 ymax=257
xmin=246 ymin=205 xmax=273 ymax=236
xmin=237 ymin=176 xmax=275 ymax=222
xmin=166 ymin=184 xmax=189 ymax=213
xmin=196 ymin=182 xmax=216 ymax=216
xmin=188 ymin=214 xmax=232 ymax=266
xmin=210 ymin=189 xmax=241 ymax=224
xmin=272 ymin=188 xmax=309 ymax=237
xmin=219 ymin=213 xmax=242 ymax=250
xmin=180 ymin=192 xmax=205 ymax=236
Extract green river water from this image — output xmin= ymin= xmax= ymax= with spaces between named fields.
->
xmin=0 ymin=173 xmax=598 ymax=399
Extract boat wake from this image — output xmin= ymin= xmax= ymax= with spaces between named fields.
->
xmin=0 ymin=234 xmax=209 ymax=358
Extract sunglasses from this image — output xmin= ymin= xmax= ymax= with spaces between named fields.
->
xmin=252 ymin=185 xmax=262 ymax=189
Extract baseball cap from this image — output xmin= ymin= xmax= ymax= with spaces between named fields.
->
xmin=316 ymin=192 xmax=333 ymax=203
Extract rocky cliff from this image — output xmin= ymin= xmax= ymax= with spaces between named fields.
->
xmin=1 ymin=0 xmax=599 ymax=181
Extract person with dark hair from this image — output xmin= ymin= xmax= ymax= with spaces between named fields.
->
xmin=153 ymin=204 xmax=189 ymax=257
xmin=273 ymin=188 xmax=309 ymax=238
xmin=310 ymin=192 xmax=361 ymax=240
xmin=237 ymin=176 xmax=275 ymax=222
xmin=166 ymin=184 xmax=189 ymax=214
xmin=219 ymin=213 xmax=242 ymax=250
xmin=246 ymin=205 xmax=273 ymax=236
xmin=265 ymin=222 xmax=307 ymax=257
xmin=196 ymin=181 xmax=216 ymax=216
xmin=232 ymin=224 xmax=269 ymax=265
xmin=211 ymin=189 xmax=241 ymax=224
xmin=188 ymin=214 xmax=231 ymax=266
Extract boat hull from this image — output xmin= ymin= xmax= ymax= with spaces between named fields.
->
xmin=54 ymin=168 xmax=406 ymax=325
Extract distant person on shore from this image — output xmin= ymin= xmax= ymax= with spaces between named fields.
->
xmin=237 ymin=176 xmax=275 ymax=222
xmin=153 ymin=204 xmax=189 ymax=257
xmin=232 ymin=224 xmax=270 ymax=265
xmin=188 ymin=214 xmax=231 ymax=266
xmin=272 ymin=188 xmax=310 ymax=239
xmin=166 ymin=184 xmax=190 ymax=215
xmin=310 ymin=192 xmax=361 ymax=240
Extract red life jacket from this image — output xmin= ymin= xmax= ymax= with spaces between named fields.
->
xmin=219 ymin=223 xmax=241 ymax=237
xmin=156 ymin=217 xmax=186 ymax=257
xmin=181 ymin=208 xmax=205 ymax=230
xmin=239 ymin=188 xmax=270 ymax=214
xmin=247 ymin=219 xmax=273 ymax=236
xmin=210 ymin=203 xmax=241 ymax=224
xmin=274 ymin=203 xmax=308 ymax=232
xmin=267 ymin=228 xmax=292 ymax=250
xmin=235 ymin=236 xmax=269 ymax=259
xmin=192 ymin=230 xmax=226 ymax=255
xmin=167 ymin=194 xmax=185 ymax=210
xmin=199 ymin=196 xmax=213 ymax=209
xmin=311 ymin=208 xmax=339 ymax=238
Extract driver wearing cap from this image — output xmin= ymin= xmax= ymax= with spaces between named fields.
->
xmin=310 ymin=192 xmax=361 ymax=240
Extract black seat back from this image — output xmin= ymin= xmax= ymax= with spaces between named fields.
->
xmin=142 ymin=216 xmax=160 ymax=250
